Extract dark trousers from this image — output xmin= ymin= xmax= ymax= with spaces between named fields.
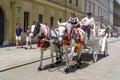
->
xmin=82 ymin=26 xmax=91 ymax=40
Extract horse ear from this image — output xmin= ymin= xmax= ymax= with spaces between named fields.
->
xmin=57 ymin=21 xmax=60 ymax=25
xmin=108 ymin=25 xmax=112 ymax=29
xmin=102 ymin=24 xmax=106 ymax=28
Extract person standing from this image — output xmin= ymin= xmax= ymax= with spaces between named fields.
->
xmin=16 ymin=24 xmax=23 ymax=48
xmin=25 ymin=26 xmax=32 ymax=49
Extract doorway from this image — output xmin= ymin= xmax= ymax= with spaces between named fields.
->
xmin=0 ymin=7 xmax=4 ymax=45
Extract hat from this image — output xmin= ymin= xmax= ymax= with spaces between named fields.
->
xmin=28 ymin=26 xmax=31 ymax=29
xmin=87 ymin=12 xmax=92 ymax=15
xmin=71 ymin=12 xmax=76 ymax=15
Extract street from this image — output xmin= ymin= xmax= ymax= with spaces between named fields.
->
xmin=0 ymin=40 xmax=120 ymax=80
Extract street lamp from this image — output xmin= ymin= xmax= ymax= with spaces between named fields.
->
xmin=17 ymin=4 xmax=21 ymax=13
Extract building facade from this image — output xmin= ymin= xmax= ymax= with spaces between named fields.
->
xmin=82 ymin=0 xmax=114 ymax=28
xmin=113 ymin=0 xmax=120 ymax=34
xmin=0 ymin=0 xmax=82 ymax=46
xmin=113 ymin=0 xmax=120 ymax=27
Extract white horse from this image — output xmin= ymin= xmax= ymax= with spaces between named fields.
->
xmin=31 ymin=23 xmax=59 ymax=71
xmin=48 ymin=28 xmax=64 ymax=64
xmin=57 ymin=21 xmax=85 ymax=72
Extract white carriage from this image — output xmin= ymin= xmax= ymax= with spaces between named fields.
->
xmin=81 ymin=24 xmax=109 ymax=63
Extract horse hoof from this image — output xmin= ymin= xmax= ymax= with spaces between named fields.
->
xmin=37 ymin=67 xmax=42 ymax=71
xmin=56 ymin=57 xmax=59 ymax=60
xmin=25 ymin=47 xmax=28 ymax=50
xmin=55 ymin=61 xmax=59 ymax=65
xmin=55 ymin=60 xmax=62 ymax=64
xmin=50 ymin=64 xmax=55 ymax=68
xmin=58 ymin=60 xmax=62 ymax=64
xmin=80 ymin=58 xmax=82 ymax=61
xmin=58 ymin=60 xmax=62 ymax=63
xmin=71 ymin=65 xmax=75 ymax=68
xmin=76 ymin=65 xmax=80 ymax=69
xmin=64 ymin=68 xmax=69 ymax=73
xmin=79 ymin=62 xmax=82 ymax=65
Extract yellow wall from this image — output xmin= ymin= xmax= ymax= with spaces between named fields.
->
xmin=0 ymin=0 xmax=82 ymax=45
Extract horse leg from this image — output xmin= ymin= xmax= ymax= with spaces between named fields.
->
xmin=69 ymin=39 xmax=75 ymax=66
xmin=57 ymin=45 xmax=63 ymax=63
xmin=54 ymin=44 xmax=59 ymax=64
xmin=76 ymin=53 xmax=82 ymax=68
xmin=55 ymin=52 xmax=59 ymax=64
xmin=50 ymin=43 xmax=55 ymax=68
xmin=64 ymin=47 xmax=69 ymax=73
xmin=38 ymin=47 xmax=44 ymax=71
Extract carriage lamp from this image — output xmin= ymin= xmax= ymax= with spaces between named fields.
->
xmin=17 ymin=4 xmax=21 ymax=13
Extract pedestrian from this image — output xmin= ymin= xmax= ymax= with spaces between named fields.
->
xmin=25 ymin=26 xmax=32 ymax=49
xmin=15 ymin=23 xmax=23 ymax=48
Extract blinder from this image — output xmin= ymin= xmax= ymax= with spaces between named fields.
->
xmin=33 ymin=23 xmax=41 ymax=35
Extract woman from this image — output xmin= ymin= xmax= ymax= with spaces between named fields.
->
xmin=25 ymin=26 xmax=32 ymax=49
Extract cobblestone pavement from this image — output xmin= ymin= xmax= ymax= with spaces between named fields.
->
xmin=0 ymin=37 xmax=119 ymax=72
xmin=0 ymin=40 xmax=120 ymax=80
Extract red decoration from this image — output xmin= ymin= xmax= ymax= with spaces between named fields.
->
xmin=77 ymin=24 xmax=80 ymax=28
xmin=79 ymin=38 xmax=83 ymax=44
xmin=65 ymin=34 xmax=70 ymax=40
xmin=36 ymin=42 xmax=40 ymax=48
xmin=74 ymin=47 xmax=80 ymax=53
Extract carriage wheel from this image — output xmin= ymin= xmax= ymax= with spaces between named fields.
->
xmin=92 ymin=46 xmax=98 ymax=63
xmin=104 ymin=41 xmax=108 ymax=57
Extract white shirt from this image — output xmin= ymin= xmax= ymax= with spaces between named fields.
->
xmin=82 ymin=17 xmax=94 ymax=26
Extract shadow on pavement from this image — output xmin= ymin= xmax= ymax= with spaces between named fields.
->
xmin=39 ymin=52 xmax=107 ymax=73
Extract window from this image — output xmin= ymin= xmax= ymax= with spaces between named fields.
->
xmin=98 ymin=6 xmax=100 ymax=16
xmin=59 ymin=18 xmax=62 ymax=23
xmin=69 ymin=0 xmax=72 ymax=3
xmin=24 ymin=12 xmax=29 ymax=32
xmin=84 ymin=3 xmax=86 ymax=13
xmin=50 ymin=17 xmax=54 ymax=27
xmin=93 ymin=4 xmax=95 ymax=16
xmin=89 ymin=2 xmax=91 ymax=12
xmin=89 ymin=5 xmax=91 ymax=12
xmin=76 ymin=0 xmax=78 ymax=6
xmin=39 ymin=14 xmax=43 ymax=23
xmin=101 ymin=8 xmax=102 ymax=17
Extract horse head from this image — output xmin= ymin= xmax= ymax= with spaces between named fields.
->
xmin=48 ymin=28 xmax=59 ymax=40
xmin=30 ymin=22 xmax=41 ymax=39
xmin=57 ymin=21 xmax=72 ymax=41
